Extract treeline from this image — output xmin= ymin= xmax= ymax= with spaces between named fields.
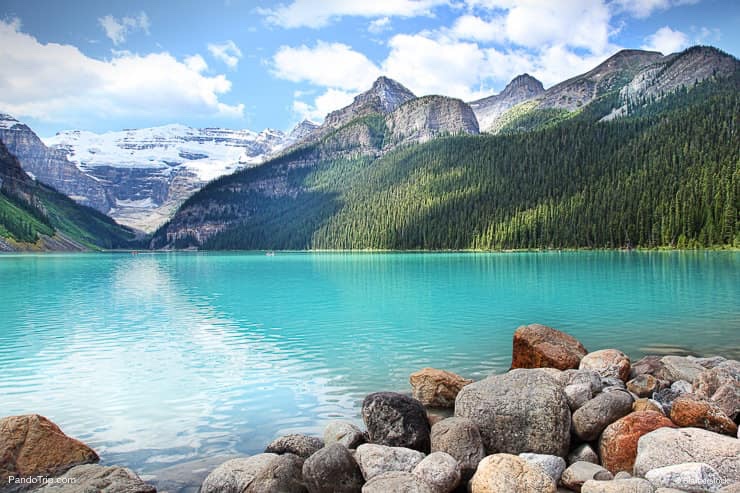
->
xmin=181 ymin=75 xmax=739 ymax=250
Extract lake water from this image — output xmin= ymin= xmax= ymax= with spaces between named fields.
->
xmin=1 ymin=252 xmax=738 ymax=487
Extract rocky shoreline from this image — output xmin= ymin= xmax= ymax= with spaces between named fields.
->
xmin=2 ymin=324 xmax=739 ymax=492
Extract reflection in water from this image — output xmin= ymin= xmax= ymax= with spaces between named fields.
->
xmin=0 ymin=251 xmax=738 ymax=482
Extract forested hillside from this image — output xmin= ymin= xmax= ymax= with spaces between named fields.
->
xmin=154 ymin=72 xmax=739 ymax=251
xmin=0 ymin=142 xmax=138 ymax=251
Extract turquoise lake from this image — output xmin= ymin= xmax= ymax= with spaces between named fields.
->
xmin=1 ymin=251 xmax=738 ymax=484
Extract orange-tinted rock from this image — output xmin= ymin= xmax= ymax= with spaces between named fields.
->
xmin=511 ymin=324 xmax=588 ymax=371
xmin=598 ymin=411 xmax=676 ymax=474
xmin=0 ymin=414 xmax=99 ymax=479
xmin=580 ymin=349 xmax=631 ymax=382
xmin=410 ymin=368 xmax=473 ymax=408
xmin=670 ymin=394 xmax=738 ymax=436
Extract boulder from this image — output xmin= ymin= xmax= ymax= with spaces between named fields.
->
xmin=580 ymin=478 xmax=655 ymax=493
xmin=645 ymin=462 xmax=724 ymax=492
xmin=614 ymin=471 xmax=633 ymax=480
xmin=565 ymin=370 xmax=604 ymax=393
xmin=324 ymin=421 xmax=366 ymax=449
xmin=201 ymin=454 xmax=278 ymax=493
xmin=265 ymin=434 xmax=324 ymax=459
xmin=511 ymin=324 xmax=587 ymax=371
xmin=670 ymin=380 xmax=693 ymax=394
xmin=469 ymin=454 xmax=557 ymax=493
xmin=566 ymin=384 xmax=594 ymax=411
xmin=634 ymin=427 xmax=740 ymax=484
xmin=519 ymin=453 xmax=566 ymax=482
xmin=580 ymin=350 xmax=631 ymax=382
xmin=571 ymin=390 xmax=633 ymax=441
xmin=561 ymin=462 xmax=614 ymax=493
xmin=430 ymin=417 xmax=485 ymax=480
xmin=669 ymin=394 xmax=738 ymax=436
xmin=568 ymin=444 xmax=599 ymax=466
xmin=633 ymin=398 xmax=665 ymax=414
xmin=0 ymin=414 xmax=99 ymax=480
xmin=688 ymin=356 xmax=728 ymax=369
xmin=361 ymin=471 xmax=434 ymax=493
xmin=412 ymin=452 xmax=461 ymax=493
xmin=659 ymin=356 xmax=706 ymax=384
xmin=598 ymin=411 xmax=677 ymax=474
xmin=246 ymin=453 xmax=306 ymax=493
xmin=302 ymin=443 xmax=364 ymax=493
xmin=693 ymin=363 xmax=740 ymax=420
xmin=354 ymin=444 xmax=425 ymax=481
xmin=651 ymin=388 xmax=685 ymax=415
xmin=34 ymin=464 xmax=156 ymax=493
xmin=454 ymin=369 xmax=571 ymax=456
xmin=630 ymin=356 xmax=664 ymax=379
xmin=409 ymin=368 xmax=472 ymax=408
xmin=362 ymin=392 xmax=430 ymax=452
xmin=627 ymin=375 xmax=662 ymax=398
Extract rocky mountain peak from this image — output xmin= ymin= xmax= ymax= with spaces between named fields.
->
xmin=505 ymin=74 xmax=545 ymax=93
xmin=468 ymin=74 xmax=544 ymax=132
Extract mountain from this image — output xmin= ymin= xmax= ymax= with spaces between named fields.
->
xmin=303 ymin=76 xmax=417 ymax=144
xmin=152 ymin=46 xmax=739 ymax=251
xmin=0 ymin=116 xmax=298 ymax=233
xmin=469 ymin=74 xmax=544 ymax=132
xmin=0 ymin=141 xmax=136 ymax=251
xmin=0 ymin=114 xmax=110 ymax=211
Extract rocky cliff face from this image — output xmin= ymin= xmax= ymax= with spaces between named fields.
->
xmin=0 ymin=117 xmax=299 ymax=232
xmin=603 ymin=46 xmax=740 ymax=120
xmin=309 ymin=77 xmax=416 ymax=142
xmin=469 ymin=74 xmax=544 ymax=132
xmin=538 ymin=49 xmax=665 ymax=110
xmin=0 ymin=114 xmax=111 ymax=211
xmin=386 ymin=95 xmax=479 ymax=144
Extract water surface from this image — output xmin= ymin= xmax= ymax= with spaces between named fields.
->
xmin=0 ymin=252 xmax=737 ymax=485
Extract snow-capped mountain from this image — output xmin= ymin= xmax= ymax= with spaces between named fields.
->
xmin=29 ymin=122 xmax=311 ymax=232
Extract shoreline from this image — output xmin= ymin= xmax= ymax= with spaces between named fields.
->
xmin=3 ymin=324 xmax=738 ymax=492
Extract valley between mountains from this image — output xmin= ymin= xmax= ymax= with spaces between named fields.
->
xmin=0 ymin=45 xmax=738 ymax=252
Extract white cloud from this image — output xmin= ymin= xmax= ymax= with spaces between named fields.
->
xmin=641 ymin=26 xmax=689 ymax=54
xmin=368 ymin=17 xmax=392 ymax=34
xmin=611 ymin=0 xmax=700 ymax=19
xmin=98 ymin=12 xmax=150 ymax=45
xmin=208 ymin=40 xmax=242 ymax=68
xmin=0 ymin=19 xmax=243 ymax=125
xmin=450 ymin=14 xmax=505 ymax=43
xmin=272 ymin=41 xmax=381 ymax=91
xmin=293 ymin=88 xmax=356 ymax=121
xmin=259 ymin=0 xmax=449 ymax=28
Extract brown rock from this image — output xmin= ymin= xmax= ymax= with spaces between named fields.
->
xmin=598 ymin=411 xmax=676 ymax=474
xmin=630 ymin=355 xmax=664 ymax=379
xmin=626 ymin=375 xmax=661 ymax=398
xmin=579 ymin=350 xmax=631 ymax=382
xmin=511 ymin=324 xmax=587 ymax=371
xmin=561 ymin=462 xmax=613 ymax=493
xmin=693 ymin=362 xmax=740 ymax=419
xmin=0 ymin=414 xmax=99 ymax=480
xmin=409 ymin=368 xmax=472 ymax=408
xmin=632 ymin=398 xmax=664 ymax=414
xmin=670 ymin=394 xmax=738 ymax=435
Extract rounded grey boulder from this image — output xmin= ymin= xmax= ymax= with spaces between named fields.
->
xmin=246 ymin=453 xmax=307 ymax=493
xmin=412 ymin=452 xmax=460 ymax=493
xmin=454 ymin=369 xmax=571 ymax=457
xmin=361 ymin=471 xmax=434 ymax=493
xmin=201 ymin=454 xmax=279 ymax=493
xmin=302 ymin=443 xmax=364 ymax=493
xmin=519 ymin=453 xmax=566 ymax=483
xmin=362 ymin=392 xmax=430 ymax=452
xmin=571 ymin=390 xmax=633 ymax=441
xmin=568 ymin=443 xmax=599 ymax=466
xmin=265 ymin=434 xmax=324 ymax=459
xmin=430 ymin=417 xmax=485 ymax=480
xmin=35 ymin=464 xmax=156 ymax=493
xmin=324 ymin=421 xmax=366 ymax=449
xmin=355 ymin=443 xmax=426 ymax=481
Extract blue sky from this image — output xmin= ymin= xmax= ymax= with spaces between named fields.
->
xmin=1 ymin=0 xmax=738 ymax=137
